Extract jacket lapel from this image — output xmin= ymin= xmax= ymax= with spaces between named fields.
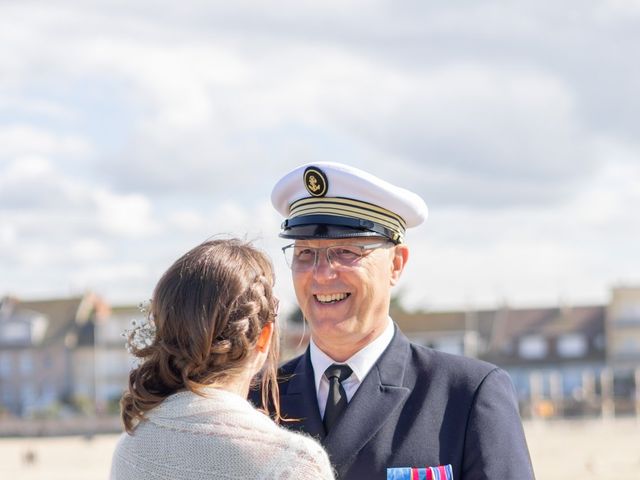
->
xmin=323 ymin=326 xmax=411 ymax=468
xmin=279 ymin=350 xmax=326 ymax=440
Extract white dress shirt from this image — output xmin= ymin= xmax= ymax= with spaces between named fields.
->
xmin=310 ymin=319 xmax=395 ymax=419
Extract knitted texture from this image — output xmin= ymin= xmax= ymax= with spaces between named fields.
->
xmin=110 ymin=388 xmax=334 ymax=480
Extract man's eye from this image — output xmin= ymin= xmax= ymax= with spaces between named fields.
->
xmin=333 ymin=248 xmax=359 ymax=259
xmin=296 ymin=249 xmax=315 ymax=260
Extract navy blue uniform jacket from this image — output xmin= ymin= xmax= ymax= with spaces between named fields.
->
xmin=256 ymin=326 xmax=535 ymax=479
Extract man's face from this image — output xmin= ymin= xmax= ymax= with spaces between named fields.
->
xmin=290 ymin=237 xmax=408 ymax=358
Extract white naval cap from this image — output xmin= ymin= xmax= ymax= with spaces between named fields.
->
xmin=271 ymin=162 xmax=428 ymax=244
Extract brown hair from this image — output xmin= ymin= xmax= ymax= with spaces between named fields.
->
xmin=120 ymin=238 xmax=280 ymax=433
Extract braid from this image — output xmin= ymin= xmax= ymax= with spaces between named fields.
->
xmin=120 ymin=238 xmax=281 ymax=433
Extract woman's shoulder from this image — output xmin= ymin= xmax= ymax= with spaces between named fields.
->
xmin=269 ymin=427 xmax=335 ymax=479
xmin=272 ymin=424 xmax=320 ymax=449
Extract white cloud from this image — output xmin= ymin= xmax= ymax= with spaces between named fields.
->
xmin=0 ymin=125 xmax=91 ymax=159
xmin=0 ymin=154 xmax=163 ymax=299
xmin=3 ymin=155 xmax=53 ymax=177
xmin=397 ymin=139 xmax=640 ymax=310
xmin=326 ymin=62 xmax=588 ymax=189
xmin=166 ymin=210 xmax=207 ymax=231
xmin=0 ymin=156 xmax=84 ymax=210
xmin=67 ymin=262 xmax=153 ymax=302
xmin=0 ymin=1 xmax=638 ymax=310
xmin=0 ymin=96 xmax=76 ymax=121
xmin=77 ymin=40 xmax=251 ymax=131
xmin=0 ymin=156 xmax=159 ymax=236
xmin=0 ymin=224 xmax=16 ymax=247
xmin=566 ymin=137 xmax=640 ymax=232
xmin=598 ymin=0 xmax=640 ymax=18
xmin=69 ymin=263 xmax=149 ymax=285
xmin=69 ymin=238 xmax=112 ymax=262
xmin=94 ymin=190 xmax=158 ymax=238
xmin=400 ymin=237 xmax=584 ymax=310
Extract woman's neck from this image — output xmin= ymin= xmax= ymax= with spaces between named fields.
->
xmin=212 ymin=370 xmax=254 ymax=398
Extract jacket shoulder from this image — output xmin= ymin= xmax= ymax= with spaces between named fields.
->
xmin=407 ymin=342 xmax=504 ymax=388
xmin=279 ymin=353 xmax=305 ymax=376
xmin=276 ymin=353 xmax=307 ymax=395
xmin=249 ymin=353 xmax=306 ymax=406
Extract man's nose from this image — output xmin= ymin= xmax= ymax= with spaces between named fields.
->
xmin=313 ymin=249 xmax=337 ymax=277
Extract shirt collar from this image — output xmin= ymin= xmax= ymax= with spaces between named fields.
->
xmin=309 ymin=319 xmax=395 ymax=392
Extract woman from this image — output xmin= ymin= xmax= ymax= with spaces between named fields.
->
xmin=110 ymin=238 xmax=334 ymax=479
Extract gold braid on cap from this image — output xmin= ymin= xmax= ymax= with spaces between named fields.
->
xmin=289 ymin=196 xmax=406 ymax=241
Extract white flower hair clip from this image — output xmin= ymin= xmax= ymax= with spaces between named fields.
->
xmin=122 ymin=301 xmax=156 ymax=355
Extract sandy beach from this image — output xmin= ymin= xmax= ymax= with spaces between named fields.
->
xmin=1 ymin=418 xmax=639 ymax=479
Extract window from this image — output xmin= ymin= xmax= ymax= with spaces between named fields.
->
xmin=21 ymin=383 xmax=37 ymax=406
xmin=562 ymin=369 xmax=584 ymax=397
xmin=557 ymin=334 xmax=587 ymax=358
xmin=618 ymin=338 xmax=640 ymax=355
xmin=593 ymin=334 xmax=606 ymax=350
xmin=19 ymin=351 xmax=34 ymax=375
xmin=614 ymin=305 xmax=640 ymax=325
xmin=0 ymin=322 xmax=29 ymax=343
xmin=40 ymin=383 xmax=57 ymax=405
xmin=0 ymin=352 xmax=13 ymax=378
xmin=519 ymin=335 xmax=548 ymax=359
xmin=1 ymin=387 xmax=13 ymax=405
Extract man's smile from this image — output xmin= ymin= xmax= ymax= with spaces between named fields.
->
xmin=314 ymin=293 xmax=351 ymax=304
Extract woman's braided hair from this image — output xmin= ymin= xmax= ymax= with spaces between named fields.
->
xmin=120 ymin=238 xmax=280 ymax=433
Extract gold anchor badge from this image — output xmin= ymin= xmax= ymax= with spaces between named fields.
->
xmin=307 ymin=175 xmax=321 ymax=192
xmin=304 ymin=167 xmax=328 ymax=197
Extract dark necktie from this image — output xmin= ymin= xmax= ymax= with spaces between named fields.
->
xmin=323 ymin=363 xmax=353 ymax=432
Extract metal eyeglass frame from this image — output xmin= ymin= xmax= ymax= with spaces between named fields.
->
xmin=281 ymin=241 xmax=392 ymax=271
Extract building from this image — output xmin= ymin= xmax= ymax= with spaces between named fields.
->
xmin=93 ymin=304 xmax=141 ymax=414
xmin=2 ymin=286 xmax=639 ymax=420
xmin=394 ymin=287 xmax=640 ymax=418
xmin=607 ymin=286 xmax=640 ymax=367
xmin=605 ymin=287 xmax=640 ymax=412
xmin=0 ymin=293 xmax=109 ymax=417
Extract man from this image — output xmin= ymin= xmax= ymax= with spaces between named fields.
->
xmin=260 ymin=162 xmax=534 ymax=479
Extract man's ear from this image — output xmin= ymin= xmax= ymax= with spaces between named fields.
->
xmin=390 ymin=244 xmax=409 ymax=286
xmin=256 ymin=322 xmax=274 ymax=353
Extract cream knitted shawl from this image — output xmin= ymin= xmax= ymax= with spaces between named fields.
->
xmin=110 ymin=388 xmax=335 ymax=479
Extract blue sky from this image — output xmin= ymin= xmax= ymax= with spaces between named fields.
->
xmin=1 ymin=1 xmax=639 ymax=314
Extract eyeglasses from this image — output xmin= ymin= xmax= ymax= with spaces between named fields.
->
xmin=282 ymin=242 xmax=392 ymax=272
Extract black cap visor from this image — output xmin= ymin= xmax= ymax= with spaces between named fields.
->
xmin=280 ymin=214 xmax=401 ymax=243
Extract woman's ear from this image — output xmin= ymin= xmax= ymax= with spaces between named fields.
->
xmin=256 ymin=322 xmax=274 ymax=353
